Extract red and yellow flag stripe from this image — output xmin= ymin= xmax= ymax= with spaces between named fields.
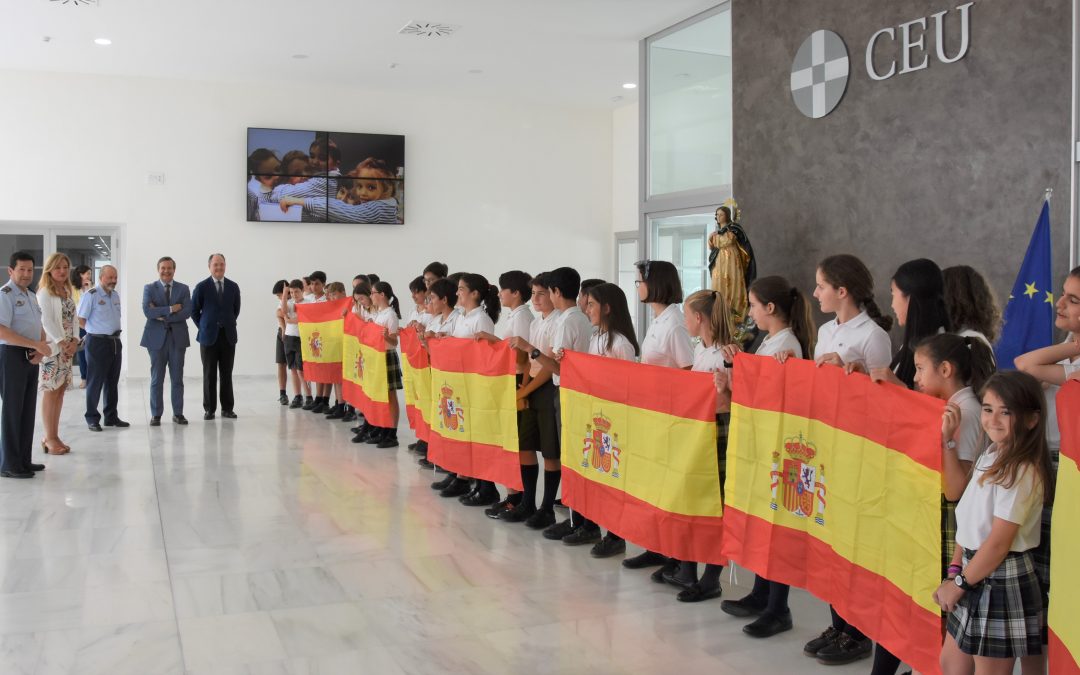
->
xmin=341 ymin=312 xmax=392 ymax=428
xmin=724 ymin=354 xmax=943 ymax=675
xmin=426 ymin=337 xmax=521 ymax=489
xmin=399 ymin=327 xmax=432 ymax=442
xmin=559 ymin=351 xmax=724 ymax=564
xmin=1050 ymin=382 xmax=1080 ymax=674
xmin=297 ymin=299 xmax=350 ymax=384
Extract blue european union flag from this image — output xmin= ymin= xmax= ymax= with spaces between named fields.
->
xmin=995 ymin=200 xmax=1054 ymax=368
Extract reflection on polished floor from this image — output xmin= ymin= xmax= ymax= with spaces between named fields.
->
xmin=0 ymin=377 xmax=877 ymax=675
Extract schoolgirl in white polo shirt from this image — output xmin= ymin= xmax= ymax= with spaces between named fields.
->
xmin=803 ymin=254 xmax=893 ymax=665
xmin=622 ymin=259 xmax=694 ymax=576
xmin=560 ymin=282 xmax=639 ymax=552
xmin=447 ymin=273 xmax=502 ymax=506
xmin=936 ymin=372 xmax=1053 ymax=673
xmin=363 ymin=281 xmax=403 ymax=449
xmin=422 ymin=278 xmax=465 ymax=489
xmin=716 ymin=276 xmax=816 ymax=638
xmin=405 ymin=276 xmax=433 ymax=331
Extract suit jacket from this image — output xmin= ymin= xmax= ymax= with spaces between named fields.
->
xmin=191 ymin=276 xmax=241 ymax=346
xmin=140 ymin=280 xmax=192 ymax=350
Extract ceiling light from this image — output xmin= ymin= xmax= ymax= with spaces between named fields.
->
xmin=622 ymin=83 xmax=637 ymax=89
xmin=467 ymin=69 xmax=483 ymax=75
xmin=94 ymin=38 xmax=111 ymax=46
xmin=292 ymin=54 xmax=308 ymax=59
xmin=610 ymin=95 xmax=624 ymax=103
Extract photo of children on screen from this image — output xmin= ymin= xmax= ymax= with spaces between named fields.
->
xmin=246 ymin=129 xmax=404 ymax=224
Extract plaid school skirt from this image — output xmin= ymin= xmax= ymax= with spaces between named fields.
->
xmin=717 ymin=413 xmax=730 ymax=497
xmin=386 ymin=350 xmax=403 ymax=390
xmin=946 ymin=549 xmax=1044 ymax=658
xmin=942 ymin=498 xmax=957 ymax=573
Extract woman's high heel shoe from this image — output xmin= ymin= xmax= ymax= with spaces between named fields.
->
xmin=42 ymin=439 xmax=67 ymax=455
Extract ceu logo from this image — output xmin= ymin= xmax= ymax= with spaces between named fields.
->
xmin=790 ymin=30 xmax=849 ymax=119
xmin=308 ymin=331 xmax=323 ymax=359
xmin=581 ymin=413 xmax=621 ymax=478
xmin=769 ymin=433 xmax=827 ymax=526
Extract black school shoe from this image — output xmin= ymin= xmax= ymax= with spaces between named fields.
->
xmin=439 ymin=478 xmax=472 ymax=498
xmin=301 ymin=397 xmax=316 ymax=410
xmin=326 ymin=404 xmax=345 ymax=420
xmin=803 ymin=627 xmax=841 ymax=657
xmin=589 ymin=533 xmax=626 ymax=558
xmin=662 ymin=562 xmax=698 ymax=589
xmin=524 ymin=508 xmax=556 ymax=530
xmin=562 ymin=525 xmax=601 ymax=546
xmin=815 ymin=633 xmax=871 ymax=665
xmin=365 ymin=428 xmax=387 ymax=444
xmin=278 ymin=393 xmax=289 ymax=405
xmin=289 ymin=395 xmax=304 ymax=409
xmin=622 ymin=551 xmax=668 ymax=569
xmin=677 ymin=582 xmax=722 ymax=603
xmin=341 ymin=408 xmax=357 ymax=423
xmin=650 ymin=558 xmax=679 ymax=584
xmin=376 ymin=432 xmax=399 ymax=449
xmin=743 ymin=611 xmax=793 ymax=638
xmin=460 ymin=484 xmax=499 ymax=507
xmin=542 ymin=518 xmax=577 ymax=540
xmin=720 ymin=593 xmax=767 ymax=618
xmin=431 ymin=474 xmax=455 ymax=491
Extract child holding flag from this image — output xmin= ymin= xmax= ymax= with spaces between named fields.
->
xmin=365 ymin=281 xmax=403 ymax=448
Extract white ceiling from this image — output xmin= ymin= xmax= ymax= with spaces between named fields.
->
xmin=2 ymin=0 xmax=724 ymax=109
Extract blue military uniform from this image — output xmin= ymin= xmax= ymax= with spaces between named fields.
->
xmin=0 ymin=279 xmax=50 ymax=476
xmin=77 ymin=284 xmax=124 ymax=427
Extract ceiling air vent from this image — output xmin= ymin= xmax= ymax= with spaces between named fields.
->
xmin=49 ymin=0 xmax=99 ymax=5
xmin=398 ymin=21 xmax=459 ymax=38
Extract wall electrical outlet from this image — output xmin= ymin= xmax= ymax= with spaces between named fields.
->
xmin=147 ymin=172 xmax=166 ymax=186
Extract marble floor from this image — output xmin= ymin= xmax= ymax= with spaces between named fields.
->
xmin=0 ymin=376 xmax=898 ymax=675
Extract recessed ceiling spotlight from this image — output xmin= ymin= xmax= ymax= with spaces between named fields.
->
xmin=622 ymin=83 xmax=637 ymax=89
xmin=610 ymin=95 xmax=624 ymax=103
xmin=94 ymin=37 xmax=111 ymax=46
xmin=467 ymin=69 xmax=483 ymax=75
xmin=388 ymin=62 xmax=399 ymax=69
xmin=42 ymin=36 xmax=53 ymax=43
xmin=675 ymin=72 xmax=691 ymax=79
xmin=398 ymin=21 xmax=460 ymax=38
xmin=291 ymin=54 xmax=308 ymax=59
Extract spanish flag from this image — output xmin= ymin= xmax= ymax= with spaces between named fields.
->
xmin=1050 ymin=381 xmax=1080 ymax=674
xmin=341 ymin=312 xmax=392 ymax=428
xmin=558 ymin=351 xmax=724 ymax=564
xmin=297 ymin=299 xmax=350 ymax=384
xmin=426 ymin=337 xmax=521 ymax=489
xmin=399 ymin=327 xmax=432 ymax=442
xmin=724 ymin=354 xmax=943 ymax=675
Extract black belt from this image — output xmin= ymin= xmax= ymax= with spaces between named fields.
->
xmin=89 ymin=332 xmax=122 ymax=339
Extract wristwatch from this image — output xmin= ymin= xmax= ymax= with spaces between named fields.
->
xmin=530 ymin=348 xmax=542 ymax=360
xmin=954 ymin=573 xmax=977 ymax=591
xmin=944 ymin=439 xmax=957 ymax=451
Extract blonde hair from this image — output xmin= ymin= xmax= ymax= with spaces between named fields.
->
xmin=684 ymin=289 xmax=734 ymax=346
xmin=325 ymin=281 xmax=346 ymax=295
xmin=38 ymin=253 xmax=72 ymax=297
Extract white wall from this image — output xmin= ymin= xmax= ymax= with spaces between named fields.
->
xmin=0 ymin=69 xmax=614 ymax=377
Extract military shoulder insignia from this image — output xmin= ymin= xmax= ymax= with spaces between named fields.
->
xmin=0 ymin=286 xmax=10 ymax=293
xmin=87 ymin=288 xmax=97 ymax=294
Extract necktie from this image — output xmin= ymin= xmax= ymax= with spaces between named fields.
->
xmin=216 ymin=280 xmax=223 ymax=298
xmin=164 ymin=284 xmax=171 ymax=305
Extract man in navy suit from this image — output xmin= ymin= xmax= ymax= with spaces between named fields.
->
xmin=140 ymin=256 xmax=191 ymax=426
xmin=191 ymin=253 xmax=241 ymax=420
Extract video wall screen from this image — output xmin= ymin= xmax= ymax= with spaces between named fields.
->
xmin=246 ymin=128 xmax=405 ymax=224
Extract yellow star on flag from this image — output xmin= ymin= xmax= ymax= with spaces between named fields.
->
xmin=1024 ymin=282 xmax=1038 ymax=299
xmin=1046 ymin=291 xmax=1055 ymax=304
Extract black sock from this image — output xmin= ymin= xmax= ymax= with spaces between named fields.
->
xmin=749 ymin=574 xmax=770 ymax=605
xmin=698 ymin=563 xmax=723 ymax=588
xmin=869 ymin=645 xmax=902 ymax=675
xmin=279 ymin=389 xmax=286 ymax=396
xmin=520 ymin=464 xmax=539 ymax=509
xmin=540 ymin=469 xmax=561 ymax=510
xmin=765 ymin=580 xmax=790 ymax=615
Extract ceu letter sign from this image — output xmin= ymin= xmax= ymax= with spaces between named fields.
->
xmin=792 ymin=2 xmax=973 ymax=119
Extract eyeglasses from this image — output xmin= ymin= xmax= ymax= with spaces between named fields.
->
xmin=635 ymin=259 xmax=651 ymax=281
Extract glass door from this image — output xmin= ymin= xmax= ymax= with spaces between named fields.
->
xmin=0 ymin=233 xmax=46 ymax=288
xmin=57 ymin=234 xmax=115 ymax=287
xmin=614 ymin=231 xmax=641 ymax=335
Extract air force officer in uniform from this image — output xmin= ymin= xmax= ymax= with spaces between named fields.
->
xmin=78 ymin=264 xmax=127 ymax=431
xmin=140 ymin=256 xmax=191 ymax=426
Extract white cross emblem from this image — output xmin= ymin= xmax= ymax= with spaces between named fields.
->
xmin=790 ymin=30 xmax=849 ymax=119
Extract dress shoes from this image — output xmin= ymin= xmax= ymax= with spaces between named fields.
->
xmin=301 ymin=397 xmax=316 ymax=411
xmin=720 ymin=594 xmax=767 ymax=618
xmin=221 ymin=411 xmax=237 ymax=419
xmin=87 ymin=423 xmax=103 ymax=432
xmin=417 ymin=458 xmax=435 ymax=469
xmin=542 ymin=518 xmax=577 ymax=541
xmin=29 ymin=463 xmax=45 ymax=472
xmin=460 ymin=486 xmax=499 ymax=507
xmin=203 ymin=412 xmax=215 ymax=420
xmin=651 ymin=559 xmax=679 ymax=584
xmin=376 ymin=434 xmax=399 ymax=449
xmin=289 ymin=395 xmax=304 ymax=409
xmin=104 ymin=419 xmax=130 ymax=428
xmin=524 ymin=508 xmax=557 ymax=530
xmin=562 ymin=526 xmax=601 ymax=546
xmin=173 ymin=415 xmax=188 ymax=425
xmin=439 ymin=478 xmax=472 ymax=498
xmin=590 ymin=533 xmax=626 ymax=558
xmin=149 ymin=417 xmax=161 ymax=427
xmin=743 ymin=611 xmax=793 ymax=638
xmin=431 ymin=474 xmax=456 ymax=491
xmin=621 ymin=551 xmax=668 ymax=569
xmin=0 ymin=470 xmax=33 ymax=479
xmin=341 ymin=409 xmax=357 ymax=422
xmin=677 ymin=582 xmax=723 ymax=603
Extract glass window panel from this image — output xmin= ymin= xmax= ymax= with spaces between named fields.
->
xmin=648 ymin=211 xmax=713 ymax=302
xmin=57 ymin=235 xmax=113 ymax=286
xmin=0 ymin=234 xmax=46 ymax=288
xmin=648 ymin=8 xmax=732 ymax=197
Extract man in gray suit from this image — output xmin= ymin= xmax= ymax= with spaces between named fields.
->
xmin=140 ymin=256 xmax=192 ymax=426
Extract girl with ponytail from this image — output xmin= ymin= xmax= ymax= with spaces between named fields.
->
xmin=870 ymin=259 xmax=950 ymax=388
xmin=659 ymin=289 xmax=734 ymax=597
xmin=451 ymin=273 xmax=502 ymax=506
xmin=364 ymin=281 xmax=403 ymax=448
xmin=713 ymin=276 xmax=814 ymax=636
xmin=804 ymin=254 xmax=893 ymax=665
